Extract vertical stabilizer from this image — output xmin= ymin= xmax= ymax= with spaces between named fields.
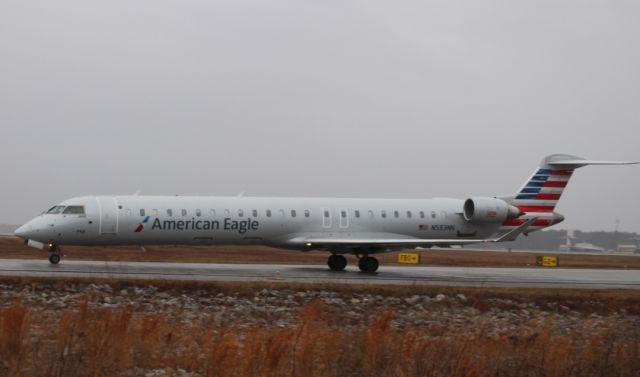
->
xmin=499 ymin=154 xmax=638 ymax=232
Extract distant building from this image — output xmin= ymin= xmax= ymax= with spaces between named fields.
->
xmin=616 ymin=236 xmax=640 ymax=253
xmin=616 ymin=244 xmax=639 ymax=253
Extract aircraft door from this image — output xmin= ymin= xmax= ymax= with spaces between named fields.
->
xmin=97 ymin=197 xmax=119 ymax=235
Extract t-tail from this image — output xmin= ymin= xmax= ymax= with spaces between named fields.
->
xmin=499 ymin=154 xmax=639 ymax=233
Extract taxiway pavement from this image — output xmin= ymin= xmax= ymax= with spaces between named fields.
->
xmin=0 ymin=259 xmax=638 ymax=289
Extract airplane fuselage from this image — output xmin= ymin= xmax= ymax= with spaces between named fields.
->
xmin=20 ymin=195 xmax=498 ymax=250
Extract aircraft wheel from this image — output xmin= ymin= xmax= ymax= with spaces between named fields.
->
xmin=358 ymin=256 xmax=379 ymax=273
xmin=49 ymin=253 xmax=61 ymax=265
xmin=327 ymin=254 xmax=347 ymax=271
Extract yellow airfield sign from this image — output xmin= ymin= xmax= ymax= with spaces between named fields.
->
xmin=536 ymin=256 xmax=558 ymax=267
xmin=398 ymin=252 xmax=420 ymax=264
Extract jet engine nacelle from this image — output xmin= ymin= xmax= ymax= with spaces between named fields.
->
xmin=463 ymin=197 xmax=523 ymax=224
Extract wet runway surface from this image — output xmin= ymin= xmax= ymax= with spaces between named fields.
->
xmin=0 ymin=259 xmax=638 ymax=289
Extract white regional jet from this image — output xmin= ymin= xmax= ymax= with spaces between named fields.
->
xmin=14 ymin=154 xmax=638 ymax=271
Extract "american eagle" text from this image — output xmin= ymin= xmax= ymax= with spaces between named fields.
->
xmin=151 ymin=217 xmax=259 ymax=234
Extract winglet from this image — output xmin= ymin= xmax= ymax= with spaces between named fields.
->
xmin=494 ymin=217 xmax=538 ymax=242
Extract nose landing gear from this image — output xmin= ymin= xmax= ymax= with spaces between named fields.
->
xmin=48 ymin=243 xmax=62 ymax=265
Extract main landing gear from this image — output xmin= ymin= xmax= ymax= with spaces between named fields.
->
xmin=358 ymin=256 xmax=379 ymax=273
xmin=326 ymin=254 xmax=379 ymax=273
xmin=48 ymin=243 xmax=62 ymax=265
xmin=327 ymin=254 xmax=347 ymax=271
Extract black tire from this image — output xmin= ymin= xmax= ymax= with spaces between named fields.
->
xmin=327 ymin=254 xmax=347 ymax=271
xmin=358 ymin=256 xmax=379 ymax=273
xmin=49 ymin=253 xmax=61 ymax=265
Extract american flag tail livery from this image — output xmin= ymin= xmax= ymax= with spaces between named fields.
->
xmin=498 ymin=154 xmax=639 ymax=233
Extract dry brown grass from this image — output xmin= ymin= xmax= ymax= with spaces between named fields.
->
xmin=1 ymin=238 xmax=639 ymax=269
xmin=1 ymin=297 xmax=638 ymax=377
xmin=1 ymin=276 xmax=639 ymax=376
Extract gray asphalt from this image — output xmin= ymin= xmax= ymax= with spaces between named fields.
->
xmin=0 ymin=259 xmax=638 ymax=289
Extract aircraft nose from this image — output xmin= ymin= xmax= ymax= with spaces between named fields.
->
xmin=14 ymin=223 xmax=31 ymax=239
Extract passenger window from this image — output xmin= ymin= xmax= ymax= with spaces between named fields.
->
xmin=381 ymin=210 xmax=387 ymax=219
xmin=406 ymin=211 xmax=412 ymax=218
xmin=196 ymin=209 xmax=202 ymax=217
xmin=140 ymin=209 xmax=145 ymax=217
xmin=238 ymin=209 xmax=244 ymax=217
xmin=394 ymin=210 xmax=399 ymax=218
xmin=167 ymin=209 xmax=173 ymax=217
xmin=324 ymin=210 xmax=330 ymax=218
xmin=62 ymin=206 xmax=85 ymax=215
xmin=355 ymin=210 xmax=360 ymax=218
xmin=252 ymin=209 xmax=258 ymax=217
xmin=266 ymin=209 xmax=272 ymax=217
xmin=182 ymin=209 xmax=187 ymax=216
xmin=419 ymin=211 xmax=425 ymax=219
xmin=431 ymin=211 xmax=437 ymax=219
xmin=304 ymin=209 xmax=310 ymax=218
xmin=291 ymin=210 xmax=296 ymax=217
xmin=341 ymin=210 xmax=346 ymax=218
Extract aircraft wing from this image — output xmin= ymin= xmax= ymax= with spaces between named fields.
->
xmin=301 ymin=217 xmax=537 ymax=249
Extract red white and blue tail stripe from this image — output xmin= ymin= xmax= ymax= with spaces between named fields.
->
xmin=511 ymin=168 xmax=573 ymax=212
xmin=499 ymin=168 xmax=572 ymax=231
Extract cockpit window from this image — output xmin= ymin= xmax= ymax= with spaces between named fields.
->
xmin=46 ymin=206 xmax=66 ymax=214
xmin=62 ymin=206 xmax=85 ymax=215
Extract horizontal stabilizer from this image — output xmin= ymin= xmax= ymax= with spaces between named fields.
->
xmin=544 ymin=154 xmax=639 ymax=169
xmin=550 ymin=160 xmax=639 ymax=166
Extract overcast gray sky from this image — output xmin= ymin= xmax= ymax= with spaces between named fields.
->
xmin=1 ymin=0 xmax=639 ymax=231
